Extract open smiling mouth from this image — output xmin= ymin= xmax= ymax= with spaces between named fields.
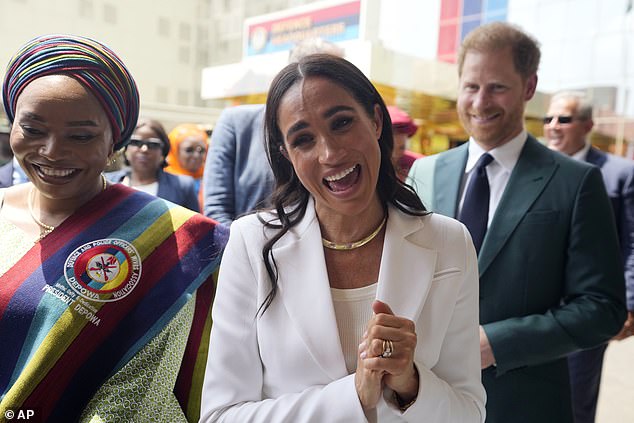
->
xmin=33 ymin=164 xmax=79 ymax=181
xmin=472 ymin=113 xmax=500 ymax=123
xmin=323 ymin=164 xmax=360 ymax=192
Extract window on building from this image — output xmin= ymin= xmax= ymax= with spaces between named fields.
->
xmin=199 ymin=1 xmax=210 ymax=18
xmin=103 ymin=3 xmax=117 ymax=24
xmin=156 ymin=86 xmax=169 ymax=104
xmin=159 ymin=17 xmax=170 ymax=37
xmin=180 ymin=23 xmax=191 ymax=41
xmin=197 ymin=49 xmax=209 ymax=66
xmin=177 ymin=90 xmax=189 ymax=105
xmin=179 ymin=46 xmax=190 ymax=64
xmin=198 ymin=26 xmax=209 ymax=42
xmin=79 ymin=0 xmax=93 ymax=18
xmin=220 ymin=40 xmax=229 ymax=54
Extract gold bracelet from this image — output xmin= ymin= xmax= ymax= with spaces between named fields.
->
xmin=393 ymin=391 xmax=416 ymax=412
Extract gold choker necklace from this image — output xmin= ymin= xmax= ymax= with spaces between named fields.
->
xmin=28 ymin=174 xmax=107 ymax=240
xmin=322 ymin=215 xmax=387 ymax=251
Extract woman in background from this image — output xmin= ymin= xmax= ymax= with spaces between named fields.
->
xmin=166 ymin=123 xmax=208 ymax=193
xmin=386 ymin=106 xmax=423 ymax=181
xmin=107 ymin=118 xmax=200 ymax=211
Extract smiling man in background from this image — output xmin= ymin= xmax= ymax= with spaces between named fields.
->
xmin=545 ymin=90 xmax=634 ymax=423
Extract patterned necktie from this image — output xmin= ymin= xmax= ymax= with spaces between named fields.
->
xmin=459 ymin=153 xmax=494 ymax=254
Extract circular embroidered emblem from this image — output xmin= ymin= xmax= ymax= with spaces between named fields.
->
xmin=86 ymin=253 xmax=121 ymax=282
xmin=64 ymin=239 xmax=142 ymax=302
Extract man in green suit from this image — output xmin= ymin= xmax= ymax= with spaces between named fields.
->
xmin=408 ymin=22 xmax=626 ymax=423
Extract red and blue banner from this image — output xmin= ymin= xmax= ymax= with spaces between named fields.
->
xmin=245 ymin=0 xmax=360 ymax=57
xmin=437 ymin=0 xmax=508 ymax=63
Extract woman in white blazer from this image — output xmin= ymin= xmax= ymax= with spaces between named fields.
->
xmin=200 ymin=55 xmax=485 ymax=422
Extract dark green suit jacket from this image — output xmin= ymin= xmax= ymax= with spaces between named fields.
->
xmin=408 ymin=136 xmax=626 ymax=423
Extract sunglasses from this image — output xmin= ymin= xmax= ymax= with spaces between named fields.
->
xmin=129 ymin=137 xmax=163 ymax=150
xmin=542 ymin=115 xmax=574 ymax=125
xmin=183 ymin=146 xmax=206 ymax=154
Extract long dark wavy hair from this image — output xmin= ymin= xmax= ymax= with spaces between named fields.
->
xmin=259 ymin=54 xmax=428 ymax=315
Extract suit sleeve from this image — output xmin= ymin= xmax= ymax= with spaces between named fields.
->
xmin=199 ymin=222 xmax=368 ymax=423
xmin=203 ymin=109 xmax=237 ymax=226
xmin=484 ymin=166 xmax=627 ymax=374
xmin=618 ymin=164 xmax=634 ymax=311
xmin=160 ymin=173 xmax=200 ymax=212
xmin=406 ymin=155 xmax=436 ymax=210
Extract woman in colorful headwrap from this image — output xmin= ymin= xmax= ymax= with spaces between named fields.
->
xmin=0 ymin=34 xmax=228 ymax=422
xmin=165 ymin=123 xmax=208 ymax=192
xmin=106 ymin=118 xmax=200 ymax=211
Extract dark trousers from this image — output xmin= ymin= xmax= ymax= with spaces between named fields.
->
xmin=567 ymin=343 xmax=608 ymax=423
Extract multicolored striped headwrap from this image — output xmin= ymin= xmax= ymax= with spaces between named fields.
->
xmin=2 ymin=34 xmax=139 ymax=150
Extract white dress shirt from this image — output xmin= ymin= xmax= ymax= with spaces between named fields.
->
xmin=459 ymin=131 xmax=528 ymax=227
xmin=571 ymin=141 xmax=591 ymax=162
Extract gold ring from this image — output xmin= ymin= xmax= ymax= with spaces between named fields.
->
xmin=380 ymin=339 xmax=394 ymax=358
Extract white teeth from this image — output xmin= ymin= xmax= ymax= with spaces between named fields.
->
xmin=38 ymin=166 xmax=75 ymax=177
xmin=473 ymin=115 xmax=496 ymax=121
xmin=325 ymin=165 xmax=356 ymax=182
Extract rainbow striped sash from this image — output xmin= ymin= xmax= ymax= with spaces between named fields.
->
xmin=0 ymin=184 xmax=228 ymax=422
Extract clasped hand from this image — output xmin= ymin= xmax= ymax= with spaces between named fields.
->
xmin=355 ymin=300 xmax=419 ymax=410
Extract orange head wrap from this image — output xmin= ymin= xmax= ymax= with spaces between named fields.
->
xmin=165 ymin=123 xmax=208 ymax=179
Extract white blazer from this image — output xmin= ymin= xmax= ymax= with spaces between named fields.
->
xmin=200 ymin=200 xmax=486 ymax=422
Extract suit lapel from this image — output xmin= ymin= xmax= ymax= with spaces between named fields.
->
xmin=376 ymin=207 xmax=437 ymax=322
xmin=433 ymin=144 xmax=468 ymax=218
xmin=156 ymin=170 xmax=171 ymax=199
xmin=272 ymin=204 xmax=347 ymax=380
xmin=585 ymin=146 xmax=607 ymax=168
xmin=478 ymin=137 xmax=558 ymax=276
xmin=272 ymin=202 xmax=438 ymax=380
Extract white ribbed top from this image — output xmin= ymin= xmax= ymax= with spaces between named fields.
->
xmin=330 ymin=283 xmax=377 ymax=374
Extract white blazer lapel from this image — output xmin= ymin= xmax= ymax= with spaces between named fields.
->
xmin=270 ymin=204 xmax=437 ymax=381
xmin=272 ymin=203 xmax=348 ymax=380
xmin=376 ymin=207 xmax=438 ymax=322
